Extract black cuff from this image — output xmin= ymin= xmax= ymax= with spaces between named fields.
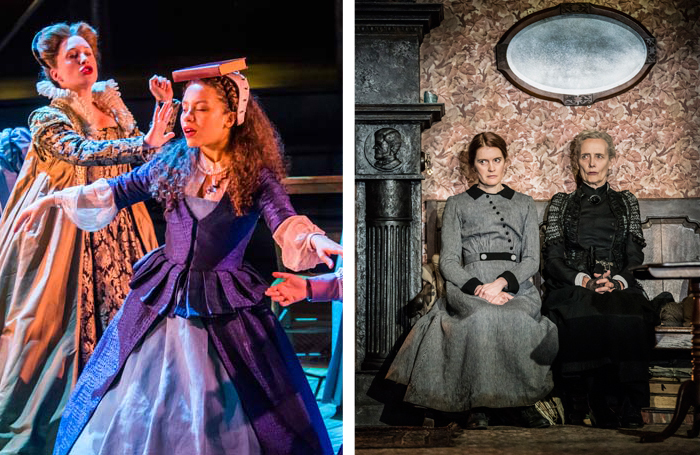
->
xmin=461 ymin=277 xmax=483 ymax=295
xmin=498 ymin=271 xmax=519 ymax=294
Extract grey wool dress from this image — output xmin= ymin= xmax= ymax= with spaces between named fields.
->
xmin=386 ymin=185 xmax=558 ymax=412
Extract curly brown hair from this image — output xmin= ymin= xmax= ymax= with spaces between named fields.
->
xmin=32 ymin=22 xmax=100 ymax=87
xmin=148 ymin=77 xmax=287 ymax=215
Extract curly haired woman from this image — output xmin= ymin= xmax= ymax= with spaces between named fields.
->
xmin=18 ymin=67 xmax=338 ymax=454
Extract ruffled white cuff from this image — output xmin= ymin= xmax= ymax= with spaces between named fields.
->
xmin=54 ymin=178 xmax=117 ymax=231
xmin=272 ymin=215 xmax=325 ymax=271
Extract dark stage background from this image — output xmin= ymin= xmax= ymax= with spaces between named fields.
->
xmin=0 ymin=0 xmax=343 ymax=360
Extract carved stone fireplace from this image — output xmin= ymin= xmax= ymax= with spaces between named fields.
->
xmin=355 ymin=0 xmax=444 ymax=424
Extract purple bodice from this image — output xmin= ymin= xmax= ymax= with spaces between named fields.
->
xmin=54 ymin=150 xmax=333 ymax=455
xmin=162 ymin=197 xmax=258 ymax=269
xmin=108 ymin=162 xmax=295 ymax=318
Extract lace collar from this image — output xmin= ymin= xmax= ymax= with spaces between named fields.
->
xmin=36 ymin=79 xmax=136 ymax=135
xmin=183 ymin=149 xmax=232 ymax=200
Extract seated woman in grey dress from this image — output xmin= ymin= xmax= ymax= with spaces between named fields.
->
xmin=542 ymin=130 xmax=657 ymax=429
xmin=386 ymin=132 xmax=558 ymax=429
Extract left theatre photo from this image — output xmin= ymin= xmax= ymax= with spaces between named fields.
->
xmin=0 ymin=1 xmax=343 ymax=454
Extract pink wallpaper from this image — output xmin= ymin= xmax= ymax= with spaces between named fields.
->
xmin=419 ymin=0 xmax=700 ymax=200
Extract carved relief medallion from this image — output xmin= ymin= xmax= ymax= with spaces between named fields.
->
xmin=364 ymin=128 xmax=403 ymax=172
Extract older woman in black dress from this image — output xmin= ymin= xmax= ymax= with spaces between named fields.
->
xmin=542 ymin=130 xmax=657 ymax=429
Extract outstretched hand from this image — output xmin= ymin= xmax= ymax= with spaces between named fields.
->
xmin=309 ymin=235 xmax=343 ymax=269
xmin=13 ymin=195 xmax=55 ymax=234
xmin=144 ymin=101 xmax=175 ymax=148
xmin=149 ymin=75 xmax=173 ymax=103
xmin=265 ymin=272 xmax=308 ymax=306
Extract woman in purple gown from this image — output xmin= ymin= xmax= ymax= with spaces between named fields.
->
xmin=16 ymin=67 xmax=339 ymax=454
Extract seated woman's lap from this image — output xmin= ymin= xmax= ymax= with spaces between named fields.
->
xmin=445 ymin=282 xmax=542 ymax=320
xmin=544 ymin=287 xmax=656 ymax=368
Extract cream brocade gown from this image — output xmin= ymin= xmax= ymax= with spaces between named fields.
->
xmin=0 ymin=80 xmax=159 ymax=454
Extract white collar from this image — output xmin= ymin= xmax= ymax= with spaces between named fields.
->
xmin=185 ymin=150 xmax=230 ymax=200
xmin=36 ymin=79 xmax=136 ymax=134
xmin=197 ymin=150 xmax=230 ymax=175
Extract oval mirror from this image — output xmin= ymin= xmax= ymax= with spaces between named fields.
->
xmin=496 ymin=3 xmax=656 ymax=105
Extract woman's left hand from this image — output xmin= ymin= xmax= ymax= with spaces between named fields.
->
xmin=475 ymin=277 xmax=508 ymax=302
xmin=149 ymin=75 xmax=173 ymax=103
xmin=309 ymin=234 xmax=343 ymax=268
xmin=265 ymin=272 xmax=308 ymax=306
xmin=611 ymin=279 xmax=624 ymax=291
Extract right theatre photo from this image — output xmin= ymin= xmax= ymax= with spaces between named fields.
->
xmin=354 ymin=1 xmax=700 ymax=453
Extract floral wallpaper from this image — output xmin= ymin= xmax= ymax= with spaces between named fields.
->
xmin=419 ymin=0 xmax=700 ymax=201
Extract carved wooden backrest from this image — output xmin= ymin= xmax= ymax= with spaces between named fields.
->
xmin=636 ymin=200 xmax=700 ymax=301
xmin=425 ymin=198 xmax=700 ymax=301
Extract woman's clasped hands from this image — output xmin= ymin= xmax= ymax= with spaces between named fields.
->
xmin=474 ymin=277 xmax=513 ymax=305
xmin=582 ymin=270 xmax=622 ymax=293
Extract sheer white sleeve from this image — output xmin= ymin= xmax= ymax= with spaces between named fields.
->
xmin=54 ymin=178 xmax=118 ymax=231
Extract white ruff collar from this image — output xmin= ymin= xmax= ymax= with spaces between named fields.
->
xmin=36 ymin=79 xmax=137 ymax=135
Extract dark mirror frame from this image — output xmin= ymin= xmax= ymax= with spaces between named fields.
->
xmin=495 ymin=2 xmax=656 ymax=106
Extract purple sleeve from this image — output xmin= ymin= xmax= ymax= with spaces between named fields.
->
xmin=107 ymin=160 xmax=154 ymax=210
xmin=257 ymin=168 xmax=296 ymax=233
xmin=308 ymin=271 xmax=343 ymax=302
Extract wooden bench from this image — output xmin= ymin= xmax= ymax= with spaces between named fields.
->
xmin=424 ymin=197 xmax=700 ymax=349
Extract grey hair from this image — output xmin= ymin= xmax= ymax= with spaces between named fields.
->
xmin=570 ymin=130 xmax=616 ymax=180
xmin=571 ymin=130 xmax=616 ymax=161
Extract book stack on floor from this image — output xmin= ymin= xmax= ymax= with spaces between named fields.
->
xmin=643 ymin=364 xmax=694 ymax=424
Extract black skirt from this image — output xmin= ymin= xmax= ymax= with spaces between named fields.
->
xmin=543 ymin=286 xmax=658 ymax=383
